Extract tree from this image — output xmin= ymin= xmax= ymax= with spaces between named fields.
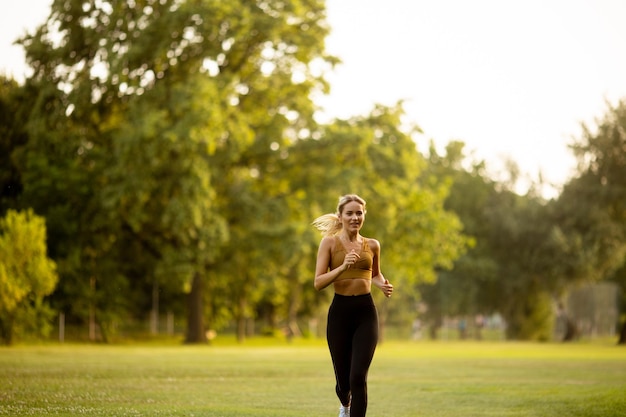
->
xmin=487 ymin=191 xmax=563 ymax=341
xmin=0 ymin=209 xmax=58 ymax=345
xmin=420 ymin=141 xmax=495 ymax=338
xmin=0 ymin=76 xmax=29 ymax=214
xmin=556 ymin=99 xmax=626 ymax=344
xmin=423 ymin=141 xmax=567 ymax=341
xmin=15 ymin=0 xmax=333 ymax=342
xmin=611 ymin=263 xmax=626 ymax=344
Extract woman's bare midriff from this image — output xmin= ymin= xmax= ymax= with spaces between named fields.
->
xmin=333 ymin=278 xmax=372 ymax=296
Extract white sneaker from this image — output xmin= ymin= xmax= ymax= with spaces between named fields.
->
xmin=339 ymin=405 xmax=350 ymax=417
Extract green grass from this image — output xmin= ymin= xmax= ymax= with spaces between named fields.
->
xmin=1 ymin=339 xmax=625 ymax=416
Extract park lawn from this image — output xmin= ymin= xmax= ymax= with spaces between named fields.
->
xmin=0 ymin=339 xmax=624 ymax=417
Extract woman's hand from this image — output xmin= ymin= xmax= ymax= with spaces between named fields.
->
xmin=381 ymin=279 xmax=393 ymax=298
xmin=342 ymin=249 xmax=360 ymax=270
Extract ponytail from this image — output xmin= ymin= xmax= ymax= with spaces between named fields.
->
xmin=312 ymin=213 xmax=342 ymax=237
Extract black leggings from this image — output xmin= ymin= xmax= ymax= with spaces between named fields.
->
xmin=327 ymin=293 xmax=379 ymax=417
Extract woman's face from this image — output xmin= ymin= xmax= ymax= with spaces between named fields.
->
xmin=340 ymin=201 xmax=365 ymax=233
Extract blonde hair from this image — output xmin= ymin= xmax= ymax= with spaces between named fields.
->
xmin=312 ymin=194 xmax=367 ymax=237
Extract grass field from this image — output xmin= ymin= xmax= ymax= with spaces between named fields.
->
xmin=1 ymin=339 xmax=624 ymax=416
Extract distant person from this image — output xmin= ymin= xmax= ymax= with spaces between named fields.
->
xmin=313 ymin=194 xmax=393 ymax=417
xmin=474 ymin=314 xmax=485 ymax=340
xmin=458 ymin=318 xmax=467 ymax=340
xmin=412 ymin=318 xmax=422 ymax=340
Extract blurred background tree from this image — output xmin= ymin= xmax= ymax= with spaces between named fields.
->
xmin=0 ymin=209 xmax=58 ymax=345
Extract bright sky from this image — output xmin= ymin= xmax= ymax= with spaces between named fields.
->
xmin=2 ymin=0 xmax=626 ymax=198
xmin=318 ymin=0 xmax=626 ymax=197
xmin=0 ymin=0 xmax=51 ymax=78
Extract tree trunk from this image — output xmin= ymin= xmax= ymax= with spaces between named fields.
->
xmin=286 ymin=274 xmax=302 ymax=342
xmin=618 ymin=320 xmax=626 ymax=345
xmin=185 ymin=273 xmax=207 ymax=344
xmin=236 ymin=297 xmax=247 ymax=344
xmin=150 ymin=279 xmax=159 ymax=335
xmin=0 ymin=314 xmax=15 ymax=345
xmin=562 ymin=316 xmax=579 ymax=342
xmin=428 ymin=316 xmax=443 ymax=340
xmin=97 ymin=316 xmax=109 ymax=344
xmin=89 ymin=276 xmax=97 ymax=342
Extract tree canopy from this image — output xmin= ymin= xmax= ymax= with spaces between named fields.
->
xmin=1 ymin=1 xmax=624 ymax=344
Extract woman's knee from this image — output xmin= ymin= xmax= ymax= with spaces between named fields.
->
xmin=350 ymin=370 xmax=368 ymax=389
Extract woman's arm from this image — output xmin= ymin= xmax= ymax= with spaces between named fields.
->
xmin=369 ymin=239 xmax=393 ymax=297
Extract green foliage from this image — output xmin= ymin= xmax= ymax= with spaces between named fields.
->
xmin=559 ymin=99 xmax=626 ymax=280
xmin=0 ymin=76 xmax=29 ymax=213
xmin=418 ymin=99 xmax=626 ymax=342
xmin=0 ymin=209 xmax=58 ymax=344
xmin=501 ymin=284 xmax=555 ymax=341
xmin=421 ymin=141 xmax=565 ymax=340
xmin=13 ymin=0 xmax=334 ymax=342
xmin=557 ymin=99 xmax=626 ymax=342
xmin=6 ymin=0 xmax=624 ymax=344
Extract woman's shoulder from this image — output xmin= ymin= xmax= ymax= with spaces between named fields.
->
xmin=364 ymin=237 xmax=380 ymax=251
xmin=319 ymin=235 xmax=339 ymax=248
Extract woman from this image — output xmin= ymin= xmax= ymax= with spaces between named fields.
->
xmin=313 ymin=194 xmax=393 ymax=417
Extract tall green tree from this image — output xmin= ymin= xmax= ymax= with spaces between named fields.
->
xmin=0 ymin=209 xmax=58 ymax=345
xmin=556 ymin=99 xmax=626 ymax=343
xmin=487 ymin=190 xmax=562 ymax=341
xmin=424 ymin=141 xmax=567 ymax=341
xmin=15 ymin=0 xmax=333 ymax=342
xmin=420 ymin=141 xmax=495 ymax=338
xmin=0 ymin=76 xmax=30 ymax=214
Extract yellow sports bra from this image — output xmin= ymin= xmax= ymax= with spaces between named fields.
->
xmin=330 ymin=236 xmax=374 ymax=281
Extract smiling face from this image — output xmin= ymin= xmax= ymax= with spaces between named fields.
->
xmin=340 ymin=200 xmax=365 ymax=234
